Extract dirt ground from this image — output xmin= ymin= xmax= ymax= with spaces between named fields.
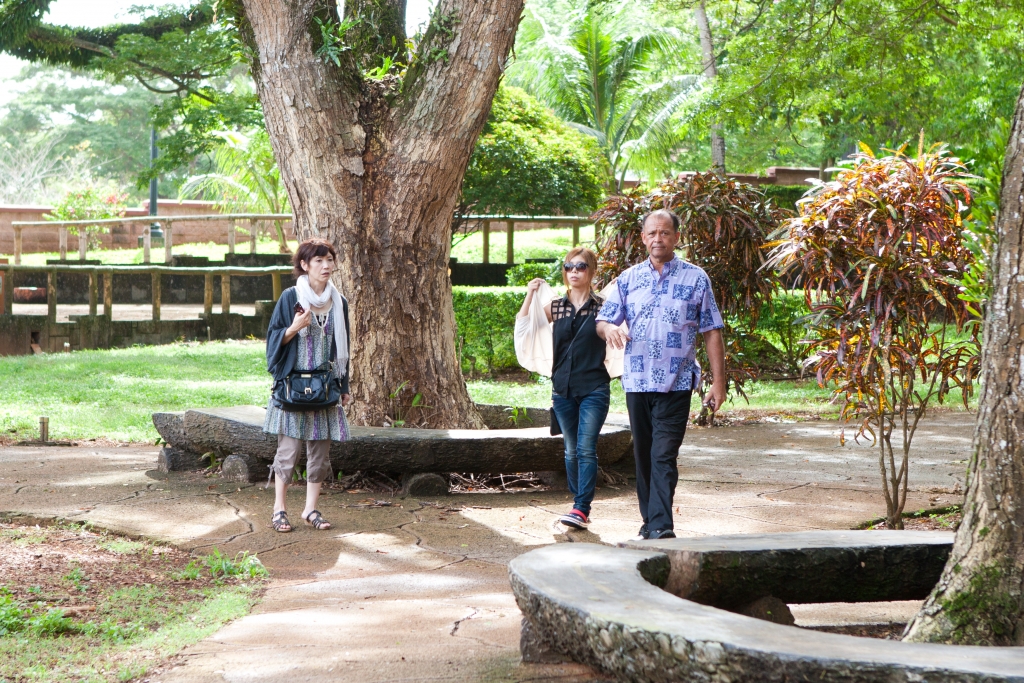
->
xmin=0 ymin=410 xmax=974 ymax=682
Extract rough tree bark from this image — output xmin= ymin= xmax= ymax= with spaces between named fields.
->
xmin=694 ymin=1 xmax=725 ymax=175
xmin=231 ymin=0 xmax=524 ymax=428
xmin=904 ymin=83 xmax=1024 ymax=645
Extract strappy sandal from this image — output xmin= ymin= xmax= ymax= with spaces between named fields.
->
xmin=303 ymin=509 xmax=331 ymax=530
xmin=271 ymin=510 xmax=292 ymax=533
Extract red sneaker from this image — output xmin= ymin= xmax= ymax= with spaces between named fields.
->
xmin=559 ymin=509 xmax=590 ymax=529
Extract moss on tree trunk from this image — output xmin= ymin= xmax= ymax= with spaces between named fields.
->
xmin=904 ymin=83 xmax=1024 ymax=646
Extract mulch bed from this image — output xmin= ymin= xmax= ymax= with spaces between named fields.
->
xmin=0 ymin=521 xmax=219 ymax=625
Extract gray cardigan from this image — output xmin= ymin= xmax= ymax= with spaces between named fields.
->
xmin=265 ymin=287 xmax=350 ymax=395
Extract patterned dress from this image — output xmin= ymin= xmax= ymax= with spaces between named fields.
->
xmin=264 ymin=311 xmax=350 ymax=441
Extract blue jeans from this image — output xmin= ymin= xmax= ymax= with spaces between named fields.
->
xmin=551 ymin=383 xmax=610 ymax=517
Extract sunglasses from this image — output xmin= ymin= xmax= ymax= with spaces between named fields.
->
xmin=563 ymin=262 xmax=589 ymax=273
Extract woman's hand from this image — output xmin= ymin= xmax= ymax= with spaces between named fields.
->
xmin=341 ymin=393 xmax=353 ymax=406
xmin=287 ymin=308 xmax=312 ymax=336
xmin=518 ymin=278 xmax=547 ymax=319
xmin=597 ymin=321 xmax=631 ymax=350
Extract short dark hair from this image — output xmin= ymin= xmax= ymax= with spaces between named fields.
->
xmin=642 ymin=209 xmax=680 ymax=232
xmin=293 ymin=238 xmax=338 ymax=277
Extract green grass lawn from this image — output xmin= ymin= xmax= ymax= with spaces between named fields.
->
xmin=448 ymin=225 xmax=597 ymax=263
xmin=0 ymin=341 xmax=272 ymax=442
xmin=468 ymin=375 xmax=845 ymax=417
xmin=2 ymin=340 xmax=976 ymax=443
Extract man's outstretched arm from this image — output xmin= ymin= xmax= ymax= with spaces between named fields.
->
xmin=703 ymin=328 xmax=727 ymax=409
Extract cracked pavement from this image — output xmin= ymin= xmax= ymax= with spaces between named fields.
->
xmin=0 ymin=411 xmax=973 ymax=682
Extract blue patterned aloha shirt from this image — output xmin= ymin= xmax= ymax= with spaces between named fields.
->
xmin=596 ymin=256 xmax=724 ymax=393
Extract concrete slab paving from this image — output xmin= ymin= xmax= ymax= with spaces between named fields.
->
xmin=0 ymin=411 xmax=974 ymax=682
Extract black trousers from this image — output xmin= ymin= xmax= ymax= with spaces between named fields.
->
xmin=625 ymin=390 xmax=693 ymax=532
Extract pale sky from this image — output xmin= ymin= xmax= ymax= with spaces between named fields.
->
xmin=0 ymin=0 xmax=436 ymax=83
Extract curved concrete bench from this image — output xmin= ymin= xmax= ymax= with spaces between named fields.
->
xmin=509 ymin=543 xmax=1024 ymax=682
xmin=623 ymin=530 xmax=954 ymax=608
xmin=153 ymin=405 xmax=632 ymax=478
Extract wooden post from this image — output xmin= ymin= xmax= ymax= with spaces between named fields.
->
xmin=572 ymin=219 xmax=580 ymax=247
xmin=46 ymin=269 xmax=56 ymax=323
xmin=59 ymin=227 xmax=68 ymax=261
xmin=88 ymin=271 xmax=98 ymax=316
xmin=227 ymin=220 xmax=236 ymax=254
xmin=14 ymin=227 xmax=22 ymax=265
xmin=204 ymin=273 xmax=213 ymax=318
xmin=506 ymin=219 xmax=514 ymax=264
xmin=78 ymin=229 xmax=88 ymax=261
xmin=103 ymin=272 xmax=113 ymax=318
xmin=151 ymin=271 xmax=161 ymax=322
xmin=249 ymin=218 xmax=257 ymax=254
xmin=272 ymin=272 xmax=282 ymax=301
xmin=143 ymin=223 xmax=151 ymax=264
xmin=164 ymin=222 xmax=173 ymax=263
xmin=482 ymin=220 xmax=490 ymax=264
xmin=2 ymin=267 xmax=13 ymax=316
xmin=221 ymin=274 xmax=231 ymax=315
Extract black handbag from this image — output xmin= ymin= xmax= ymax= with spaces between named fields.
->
xmin=272 ymin=362 xmax=343 ymax=412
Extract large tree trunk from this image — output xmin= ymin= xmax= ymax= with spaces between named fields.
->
xmin=235 ymin=0 xmax=523 ymax=428
xmin=903 ymin=83 xmax=1024 ymax=645
xmin=694 ymin=1 xmax=725 ymax=175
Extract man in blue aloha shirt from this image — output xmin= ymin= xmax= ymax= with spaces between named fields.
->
xmin=596 ymin=209 xmax=727 ymax=540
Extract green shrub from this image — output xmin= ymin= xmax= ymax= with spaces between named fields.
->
xmin=461 ymin=85 xmax=607 ymax=217
xmin=27 ymin=608 xmax=76 ymax=636
xmin=203 ymin=549 xmax=268 ymax=580
xmin=760 ymin=185 xmax=810 ymax=213
xmin=45 ymin=184 xmax=128 ymax=247
xmin=505 ymin=261 xmax=562 ymax=286
xmin=452 ymin=286 xmax=525 ymax=375
xmin=0 ymin=594 xmax=27 ymax=635
xmin=754 ymin=291 xmax=813 ymax=373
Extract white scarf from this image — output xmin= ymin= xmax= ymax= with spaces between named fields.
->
xmin=295 ymin=275 xmax=349 ymax=378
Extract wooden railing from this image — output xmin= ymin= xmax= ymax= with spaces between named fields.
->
xmin=9 ymin=213 xmax=292 ymax=265
xmin=0 ymin=264 xmax=292 ymax=323
xmin=467 ymin=215 xmax=587 ymax=264
xmin=10 ymin=213 xmax=590 ymax=265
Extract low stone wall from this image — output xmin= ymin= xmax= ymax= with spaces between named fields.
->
xmin=624 ymin=530 xmax=954 ymax=609
xmin=0 ymin=311 xmax=271 ymax=356
xmin=509 ymin=542 xmax=1024 ymax=682
xmin=152 ymin=405 xmax=633 ymax=479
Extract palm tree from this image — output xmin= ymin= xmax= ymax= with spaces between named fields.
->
xmin=509 ymin=1 xmax=702 ymax=190
xmin=178 ymin=129 xmax=291 ymax=253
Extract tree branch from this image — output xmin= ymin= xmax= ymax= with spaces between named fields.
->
xmin=398 ymin=0 xmax=524 ymax=146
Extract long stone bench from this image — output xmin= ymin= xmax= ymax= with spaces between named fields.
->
xmin=622 ymin=530 xmax=954 ymax=609
xmin=153 ymin=405 xmax=633 ymax=483
xmin=509 ymin=542 xmax=1024 ymax=682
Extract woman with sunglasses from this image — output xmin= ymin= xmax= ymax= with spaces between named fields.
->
xmin=517 ymin=247 xmax=610 ymax=530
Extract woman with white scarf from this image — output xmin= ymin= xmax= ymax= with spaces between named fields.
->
xmin=264 ymin=238 xmax=352 ymax=532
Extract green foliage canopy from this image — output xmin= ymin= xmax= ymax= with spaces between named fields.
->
xmin=0 ymin=1 xmax=260 ymax=186
xmin=510 ymin=0 xmax=701 ymax=187
xmin=461 ymin=86 xmax=607 ymax=217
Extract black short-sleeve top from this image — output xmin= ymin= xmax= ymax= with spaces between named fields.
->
xmin=551 ymin=293 xmax=611 ymax=398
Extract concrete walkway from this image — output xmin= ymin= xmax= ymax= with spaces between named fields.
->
xmin=0 ymin=411 xmax=973 ymax=682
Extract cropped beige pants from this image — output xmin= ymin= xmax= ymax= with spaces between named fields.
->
xmin=272 ymin=435 xmax=333 ymax=484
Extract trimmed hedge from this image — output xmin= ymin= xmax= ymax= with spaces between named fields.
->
xmin=452 ymin=285 xmax=813 ymax=377
xmin=761 ymin=184 xmax=812 ymax=212
xmin=453 ymin=286 xmax=527 ymax=374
